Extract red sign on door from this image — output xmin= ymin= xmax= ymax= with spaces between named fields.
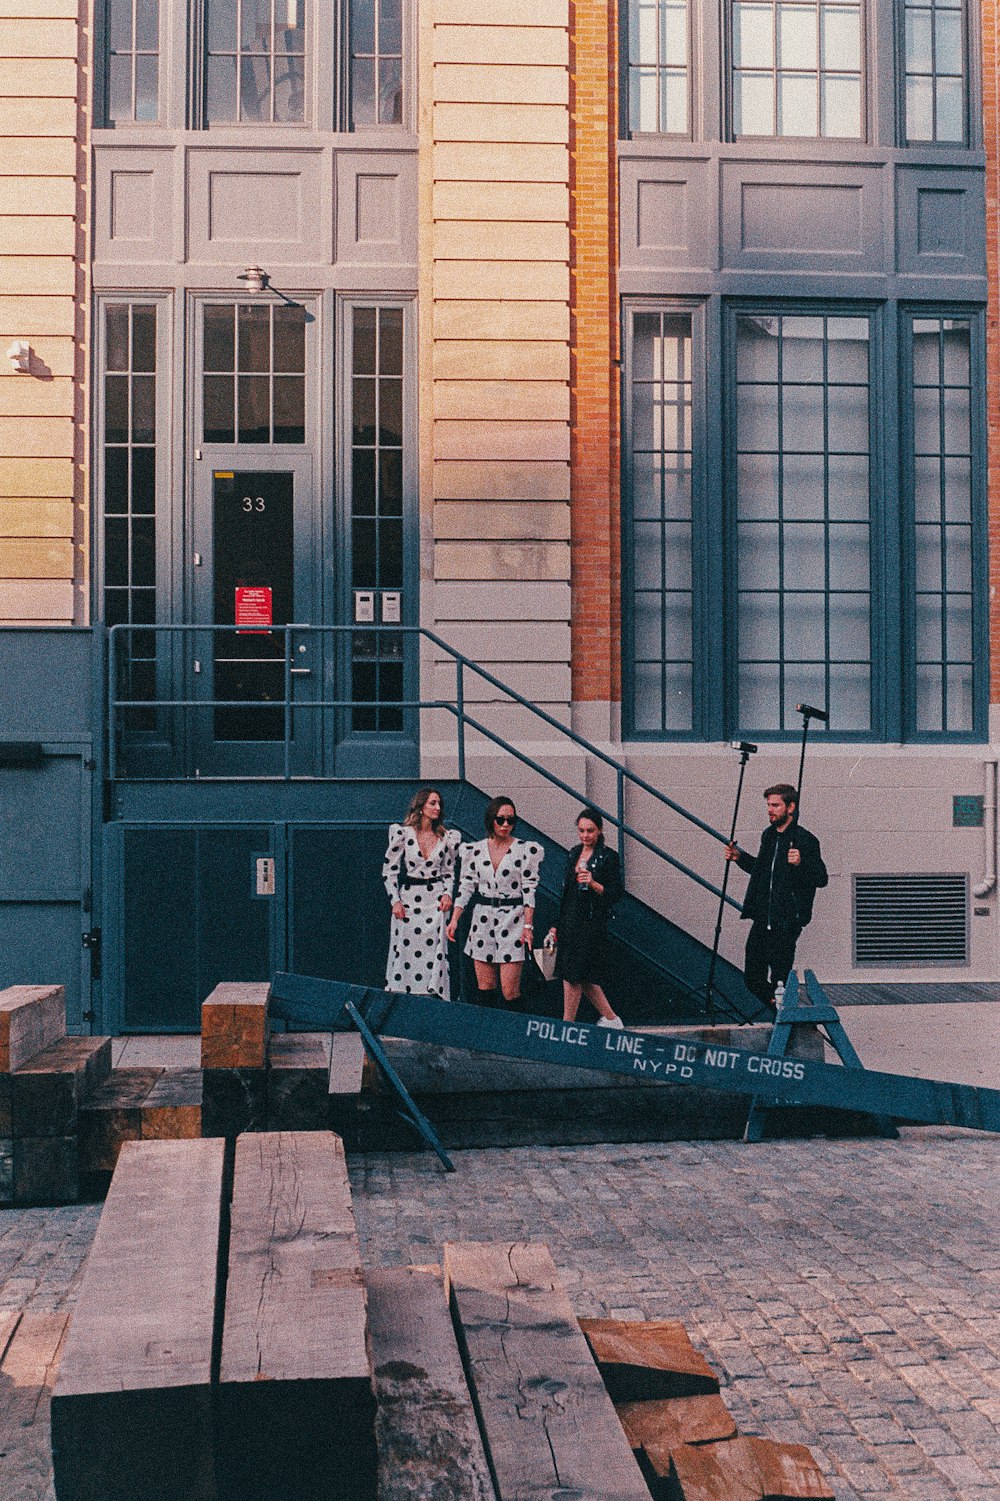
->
xmin=235 ymin=585 xmax=273 ymax=634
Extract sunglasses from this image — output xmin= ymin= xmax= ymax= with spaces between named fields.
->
xmin=494 ymin=814 xmax=516 ymax=826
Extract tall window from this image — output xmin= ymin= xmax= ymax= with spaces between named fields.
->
xmin=202 ymin=303 xmax=307 ymax=445
xmin=731 ymin=0 xmax=862 ymax=137
xmin=734 ymin=314 xmax=871 ymax=733
xmin=910 ymin=318 xmax=975 ymax=732
xmin=350 ymin=0 xmax=403 ymax=126
xmin=104 ymin=0 xmax=159 ymax=123
xmin=627 ymin=0 xmax=689 ymax=134
xmin=350 ymin=306 xmax=405 ymax=730
xmin=204 ymin=0 xmax=307 ymax=124
xmin=624 ymin=305 xmax=985 ymax=741
xmin=902 ymin=0 xmax=965 ymax=142
xmin=627 ymin=311 xmax=695 ymax=733
xmin=103 ymin=304 xmax=158 ymax=724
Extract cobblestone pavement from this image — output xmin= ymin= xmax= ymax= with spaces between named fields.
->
xmin=350 ymin=1128 xmax=1000 ymax=1501
xmin=1 ymin=1130 xmax=998 ymax=1501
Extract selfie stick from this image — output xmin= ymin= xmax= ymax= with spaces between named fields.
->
xmin=794 ymin=702 xmax=829 ymax=816
xmin=704 ymin=740 xmax=757 ymax=1015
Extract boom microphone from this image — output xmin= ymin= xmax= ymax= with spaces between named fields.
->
xmin=795 ymin=703 xmax=829 ymax=723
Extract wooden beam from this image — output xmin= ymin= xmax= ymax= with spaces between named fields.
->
xmin=50 ymin=1138 xmax=225 ymax=1501
xmin=366 ymin=1265 xmax=495 ymax=1501
xmin=0 ymin=984 xmax=65 ymax=1072
xmin=444 ymin=1241 xmax=649 ymax=1501
xmin=578 ymin=1318 xmax=720 ymax=1401
xmin=200 ymin=981 xmax=270 ymax=1069
xmin=616 ymin=1394 xmax=737 ymax=1464
xmin=217 ymin=1131 xmax=376 ymax=1501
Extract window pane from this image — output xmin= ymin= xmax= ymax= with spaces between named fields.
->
xmin=351 ymin=0 xmax=405 ymax=127
xmin=908 ymin=318 xmax=978 ymax=736
xmin=904 ymin=0 xmax=966 ymax=143
xmin=206 ymin=0 xmax=309 ymax=125
xmin=736 ymin=312 xmax=871 ymax=734
xmin=103 ymin=303 xmax=159 ymax=719
xmin=778 ymin=73 xmax=818 ymax=135
xmin=134 ymin=57 xmax=158 ymax=122
xmin=136 ymin=0 xmax=159 ymax=47
xmin=108 ymin=0 xmax=133 ymax=50
xmin=733 ymin=0 xmax=861 ymax=138
xmin=779 ymin=6 xmax=816 ymax=68
xmin=206 ymin=54 xmax=238 ymax=120
xmin=735 ymin=72 xmax=774 ymax=133
xmin=627 ymin=311 xmax=695 ymax=733
xmin=627 ymin=0 xmax=690 ymax=133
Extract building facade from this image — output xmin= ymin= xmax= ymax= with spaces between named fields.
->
xmin=0 ymin=0 xmax=996 ymax=1031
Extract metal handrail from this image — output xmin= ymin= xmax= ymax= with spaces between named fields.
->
xmin=106 ymin=622 xmax=740 ymax=913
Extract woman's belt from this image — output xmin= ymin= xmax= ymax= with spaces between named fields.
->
xmin=478 ymin=895 xmax=521 ymax=907
xmin=401 ymin=876 xmax=445 ymax=888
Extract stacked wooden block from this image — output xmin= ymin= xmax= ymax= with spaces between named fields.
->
xmin=79 ymin=1067 xmax=202 ymax=1192
xmin=200 ymin=982 xmax=331 ymax=1137
xmin=51 ymin=1131 xmax=377 ymax=1501
xmin=0 ymin=986 xmax=111 ymax=1205
xmin=581 ymin=1318 xmax=835 ymax=1501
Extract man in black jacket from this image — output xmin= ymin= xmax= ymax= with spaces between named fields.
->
xmin=724 ymin=783 xmax=828 ymax=1009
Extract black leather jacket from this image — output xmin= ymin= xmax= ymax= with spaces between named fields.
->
xmin=558 ymin=844 xmax=623 ymax=923
xmin=736 ymin=821 xmax=827 ymax=932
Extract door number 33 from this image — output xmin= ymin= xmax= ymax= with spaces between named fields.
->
xmin=242 ymin=496 xmax=266 ymax=512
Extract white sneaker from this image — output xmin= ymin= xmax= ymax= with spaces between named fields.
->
xmin=597 ymin=1015 xmax=625 ymax=1029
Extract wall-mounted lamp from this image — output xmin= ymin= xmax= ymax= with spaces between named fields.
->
xmin=7 ymin=341 xmax=30 ymax=373
xmin=237 ymin=266 xmax=269 ymax=293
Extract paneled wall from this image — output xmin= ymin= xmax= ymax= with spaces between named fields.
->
xmin=0 ymin=0 xmax=86 ymax=624
xmin=424 ymin=0 xmax=572 ymax=720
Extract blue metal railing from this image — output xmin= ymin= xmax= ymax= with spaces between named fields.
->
xmin=107 ymin=622 xmax=740 ymax=913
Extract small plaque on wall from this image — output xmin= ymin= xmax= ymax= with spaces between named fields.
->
xmin=953 ymin=794 xmax=984 ymax=827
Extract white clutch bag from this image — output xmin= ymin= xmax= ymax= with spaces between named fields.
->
xmin=534 ymin=941 xmax=558 ymax=981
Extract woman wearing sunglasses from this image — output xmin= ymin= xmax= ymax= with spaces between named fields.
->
xmin=447 ymin=796 xmax=543 ymax=1008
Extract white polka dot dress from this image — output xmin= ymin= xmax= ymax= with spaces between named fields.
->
xmin=456 ymin=838 xmax=544 ymax=964
xmin=383 ymin=824 xmax=461 ymax=1000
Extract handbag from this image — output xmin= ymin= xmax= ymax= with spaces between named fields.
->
xmin=533 ymin=940 xmax=558 ymax=982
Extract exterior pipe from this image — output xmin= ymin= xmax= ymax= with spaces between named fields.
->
xmin=973 ymin=756 xmax=997 ymax=898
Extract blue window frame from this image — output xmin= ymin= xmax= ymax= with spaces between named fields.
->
xmin=626 ymin=0 xmax=691 ymax=134
xmin=905 ymin=316 xmax=982 ymax=734
xmin=901 ymin=0 xmax=967 ymax=144
xmin=622 ymin=301 xmax=986 ymax=741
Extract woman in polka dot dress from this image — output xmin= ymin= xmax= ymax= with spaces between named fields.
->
xmin=383 ymin=788 xmax=461 ymax=1000
xmin=446 ymin=795 xmax=543 ymax=1008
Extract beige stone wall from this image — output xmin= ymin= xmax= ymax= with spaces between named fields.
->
xmin=0 ymin=0 xmax=86 ymax=624
xmin=421 ymin=0 xmax=572 ymax=721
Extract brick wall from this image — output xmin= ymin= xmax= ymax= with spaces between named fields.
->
xmin=569 ymin=0 xmax=619 ymax=705
xmin=0 ymin=0 xmax=88 ymax=625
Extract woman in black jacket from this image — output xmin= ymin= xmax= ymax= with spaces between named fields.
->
xmin=545 ymin=806 xmax=625 ymax=1028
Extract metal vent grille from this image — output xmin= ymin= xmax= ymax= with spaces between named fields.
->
xmin=853 ymin=874 xmax=968 ymax=966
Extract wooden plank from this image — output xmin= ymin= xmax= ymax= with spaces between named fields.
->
xmin=0 ymin=1310 xmax=72 ymax=1501
xmin=12 ymin=1036 xmax=112 ymax=1137
xmin=200 ymin=980 xmax=270 ymax=1068
xmin=367 ymin=1265 xmax=495 ymax=1501
xmin=0 ymin=983 xmax=65 ymax=1072
xmin=444 ymin=1241 xmax=649 ymax=1501
xmin=579 ymin=1319 xmax=720 ymax=1401
xmin=616 ymin=1395 xmax=737 ymax=1466
xmin=328 ymin=1032 xmax=366 ymax=1148
xmin=51 ymin=1138 xmax=225 ymax=1501
xmin=744 ymin=1436 xmax=836 ymax=1499
xmin=217 ymin=1131 xmax=376 ymax=1501
xmin=669 ymin=1439 xmax=765 ymax=1501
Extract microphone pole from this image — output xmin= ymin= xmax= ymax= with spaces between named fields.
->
xmin=794 ymin=702 xmax=829 ymax=815
xmin=705 ymin=740 xmax=757 ymax=1016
